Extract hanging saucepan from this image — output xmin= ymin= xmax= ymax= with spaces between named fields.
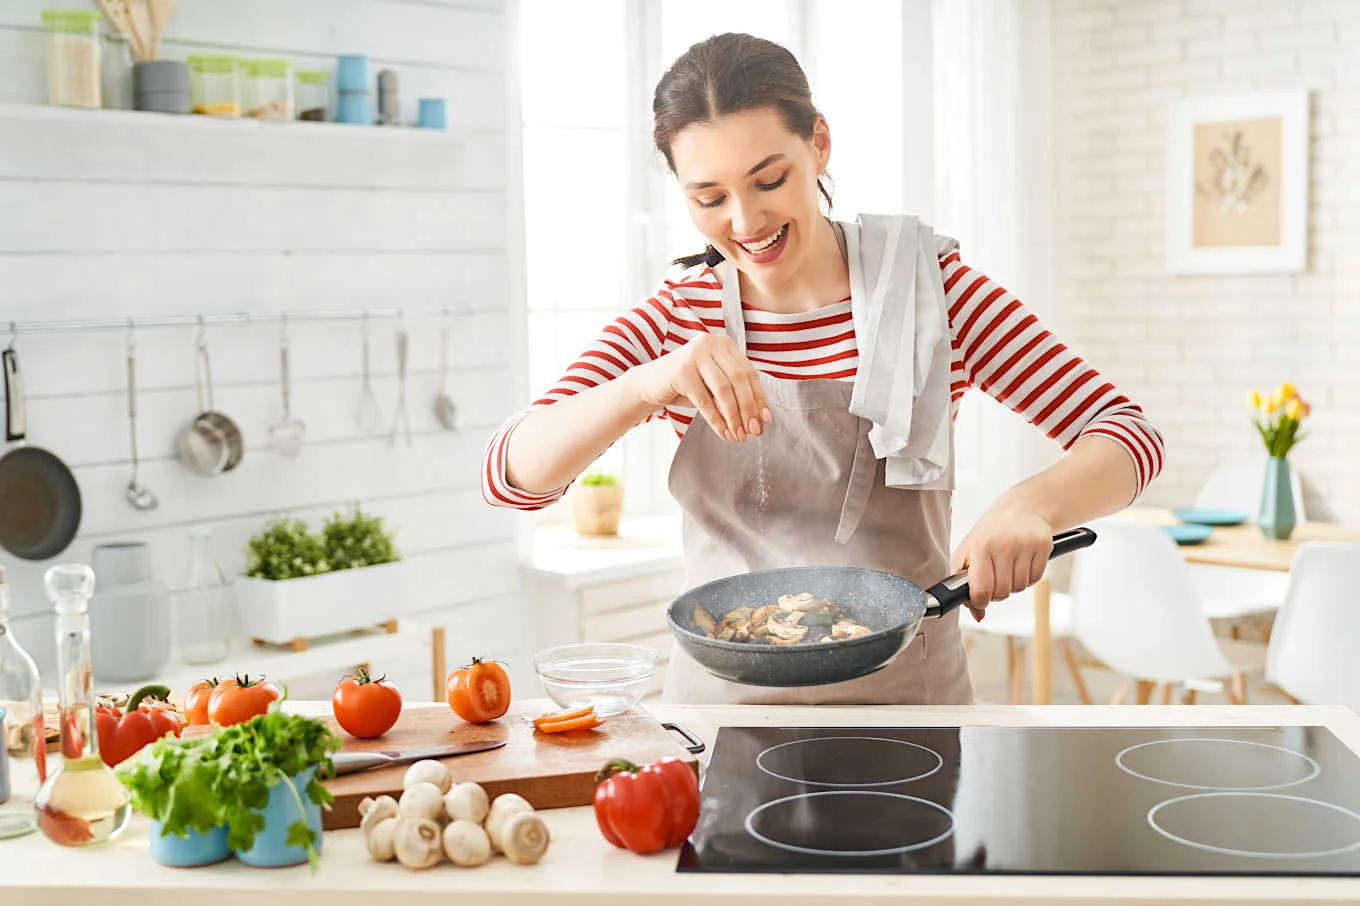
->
xmin=0 ymin=347 xmax=83 ymax=560
xmin=666 ymin=527 xmax=1097 ymax=687
xmin=176 ymin=330 xmax=243 ymax=475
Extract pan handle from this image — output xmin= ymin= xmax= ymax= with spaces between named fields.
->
xmin=924 ymin=527 xmax=1098 ymax=617
xmin=3 ymin=348 xmax=24 ymax=444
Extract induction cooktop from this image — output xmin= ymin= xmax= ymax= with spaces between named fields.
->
xmin=677 ymin=725 xmax=1360 ymax=876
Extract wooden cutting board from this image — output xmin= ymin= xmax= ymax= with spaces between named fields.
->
xmin=319 ymin=699 xmax=699 ymax=830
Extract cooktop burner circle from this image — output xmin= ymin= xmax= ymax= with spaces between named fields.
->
xmin=754 ymin=736 xmax=943 ymax=787
xmin=1148 ymin=792 xmax=1360 ymax=860
xmin=1115 ymin=737 xmax=1321 ymax=791
xmin=745 ymin=790 xmax=955 ymax=857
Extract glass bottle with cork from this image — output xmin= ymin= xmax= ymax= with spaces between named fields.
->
xmin=0 ymin=565 xmax=44 ymax=790
xmin=33 ymin=564 xmax=131 ymax=846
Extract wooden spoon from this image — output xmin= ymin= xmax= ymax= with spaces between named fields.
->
xmin=125 ymin=0 xmax=154 ymax=62
xmin=96 ymin=0 xmax=142 ymax=60
xmin=148 ymin=0 xmax=176 ymax=61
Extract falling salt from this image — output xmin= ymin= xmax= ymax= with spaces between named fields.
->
xmin=754 ymin=436 xmax=770 ymax=519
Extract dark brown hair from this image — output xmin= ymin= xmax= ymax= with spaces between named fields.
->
xmin=653 ymin=33 xmax=832 ymax=269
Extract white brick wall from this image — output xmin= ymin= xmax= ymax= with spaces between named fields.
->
xmin=1051 ymin=0 xmax=1360 ymax=522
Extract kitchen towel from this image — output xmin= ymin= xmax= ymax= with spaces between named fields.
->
xmin=841 ymin=214 xmax=956 ymax=490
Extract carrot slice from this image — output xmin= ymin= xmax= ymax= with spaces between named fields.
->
xmin=532 ymin=705 xmax=595 ymax=729
xmin=535 ymin=714 xmax=605 ymax=734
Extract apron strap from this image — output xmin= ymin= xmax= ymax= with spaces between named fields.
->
xmin=835 ymin=419 xmax=878 ymax=544
xmin=718 ymin=261 xmax=747 ymax=352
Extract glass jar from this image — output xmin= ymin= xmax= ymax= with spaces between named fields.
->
xmin=243 ymin=59 xmax=295 ymax=120
xmin=0 ymin=566 xmax=44 ymax=810
xmin=100 ymin=32 xmax=133 ymax=110
xmin=187 ymin=53 xmax=241 ymax=116
xmin=296 ymin=70 xmax=330 ymax=122
xmin=176 ymin=527 xmax=232 ymax=665
xmin=42 ymin=9 xmax=102 ymax=109
xmin=34 ymin=564 xmax=131 ymax=846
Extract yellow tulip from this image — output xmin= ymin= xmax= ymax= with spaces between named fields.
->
xmin=1265 ymin=393 xmax=1280 ymax=413
xmin=1248 ymin=389 xmax=1261 ymax=410
xmin=1281 ymin=382 xmax=1298 ymax=400
xmin=1285 ymin=398 xmax=1302 ymax=420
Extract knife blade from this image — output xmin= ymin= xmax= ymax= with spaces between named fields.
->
xmin=329 ymin=739 xmax=507 ymax=776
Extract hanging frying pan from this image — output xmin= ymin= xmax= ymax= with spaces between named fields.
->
xmin=667 ymin=527 xmax=1097 ymax=687
xmin=0 ymin=348 xmax=82 ymax=560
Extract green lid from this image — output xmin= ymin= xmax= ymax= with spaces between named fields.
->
xmin=296 ymin=70 xmax=331 ymax=85
xmin=241 ymin=59 xmax=294 ymax=78
xmin=186 ymin=53 xmax=240 ymax=74
xmin=41 ymin=9 xmax=100 ymax=33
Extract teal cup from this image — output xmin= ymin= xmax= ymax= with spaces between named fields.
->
xmin=233 ymin=767 xmax=323 ymax=867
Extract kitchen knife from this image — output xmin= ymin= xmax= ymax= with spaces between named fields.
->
xmin=329 ymin=739 xmax=507 ymax=776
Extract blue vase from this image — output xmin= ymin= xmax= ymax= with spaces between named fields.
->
xmin=1258 ymin=456 xmax=1296 ymax=540
xmin=233 ymin=767 xmax=323 ymax=868
xmin=147 ymin=821 xmax=231 ymax=867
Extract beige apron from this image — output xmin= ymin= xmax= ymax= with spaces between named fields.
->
xmin=660 ymin=247 xmax=973 ymax=707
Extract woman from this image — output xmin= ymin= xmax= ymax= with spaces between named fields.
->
xmin=484 ymin=33 xmax=1164 ymax=705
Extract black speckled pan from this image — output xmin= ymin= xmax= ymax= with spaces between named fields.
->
xmin=666 ymin=527 xmax=1096 ymax=687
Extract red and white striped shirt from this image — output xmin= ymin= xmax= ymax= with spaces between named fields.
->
xmin=483 ymin=250 xmax=1165 ymax=510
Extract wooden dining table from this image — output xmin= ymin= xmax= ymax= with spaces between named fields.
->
xmin=1026 ymin=506 xmax=1360 ymax=704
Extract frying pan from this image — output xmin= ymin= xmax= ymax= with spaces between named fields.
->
xmin=666 ymin=527 xmax=1097 ymax=687
xmin=0 ymin=349 xmax=83 ymax=560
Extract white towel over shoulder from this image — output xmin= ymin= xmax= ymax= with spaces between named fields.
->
xmin=842 ymin=214 xmax=956 ymax=490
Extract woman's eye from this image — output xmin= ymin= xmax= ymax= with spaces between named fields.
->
xmin=697 ymin=196 xmax=725 ymax=209
xmin=756 ymin=174 xmax=787 ymax=191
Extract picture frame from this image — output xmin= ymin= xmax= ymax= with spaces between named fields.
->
xmin=1166 ymin=90 xmax=1310 ymax=275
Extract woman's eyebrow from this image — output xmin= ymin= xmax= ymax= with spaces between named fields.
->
xmin=683 ymin=153 xmax=788 ymax=190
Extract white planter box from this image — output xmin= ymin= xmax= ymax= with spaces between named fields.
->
xmin=234 ymin=562 xmax=405 ymax=646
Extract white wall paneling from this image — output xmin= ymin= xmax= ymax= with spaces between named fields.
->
xmin=0 ymin=0 xmax=522 ymax=688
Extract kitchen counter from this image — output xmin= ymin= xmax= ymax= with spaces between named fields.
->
xmin=7 ymin=703 xmax=1360 ymax=905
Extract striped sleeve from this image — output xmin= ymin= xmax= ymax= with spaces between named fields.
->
xmin=481 ymin=273 xmax=693 ymax=511
xmin=939 ymin=250 xmax=1166 ymax=498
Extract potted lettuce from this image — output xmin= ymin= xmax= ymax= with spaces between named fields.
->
xmin=571 ymin=470 xmax=624 ymax=537
xmin=118 ymin=711 xmax=341 ymax=870
xmin=235 ymin=505 xmax=404 ymax=647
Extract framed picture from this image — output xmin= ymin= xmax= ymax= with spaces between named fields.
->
xmin=1166 ymin=90 xmax=1310 ymax=274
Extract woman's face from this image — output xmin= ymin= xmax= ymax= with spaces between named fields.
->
xmin=670 ymin=107 xmax=830 ymax=284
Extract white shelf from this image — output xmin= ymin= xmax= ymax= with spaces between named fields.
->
xmin=0 ymin=102 xmax=471 ymax=142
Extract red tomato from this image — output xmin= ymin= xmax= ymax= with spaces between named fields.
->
xmin=207 ymin=675 xmax=281 ymax=726
xmin=184 ymin=678 xmax=218 ymax=726
xmin=593 ymin=757 xmax=700 ymax=854
xmin=445 ymin=657 xmax=511 ymax=723
xmin=332 ymin=668 xmax=402 ymax=738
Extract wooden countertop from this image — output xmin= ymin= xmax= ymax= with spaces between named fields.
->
xmin=1120 ymin=507 xmax=1360 ymax=572
xmin=6 ymin=702 xmax=1360 ymax=905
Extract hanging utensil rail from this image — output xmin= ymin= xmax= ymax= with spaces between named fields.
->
xmin=5 ymin=305 xmax=483 ymax=338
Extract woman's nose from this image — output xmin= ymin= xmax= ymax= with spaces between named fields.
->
xmin=729 ymin=194 xmax=765 ymax=239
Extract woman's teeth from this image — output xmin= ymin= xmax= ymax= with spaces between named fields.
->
xmin=739 ymin=224 xmax=786 ymax=254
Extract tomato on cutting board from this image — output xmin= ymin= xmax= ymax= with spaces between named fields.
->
xmin=446 ymin=657 xmax=511 ymax=723
xmin=183 ymin=678 xmax=219 ymax=726
xmin=207 ymin=674 xmax=281 ymax=726
xmin=332 ymin=667 xmax=402 ymax=738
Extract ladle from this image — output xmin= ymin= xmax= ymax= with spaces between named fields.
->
xmin=433 ymin=308 xmax=458 ymax=431
xmin=124 ymin=326 xmax=158 ymax=510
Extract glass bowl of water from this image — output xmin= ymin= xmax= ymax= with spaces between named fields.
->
xmin=532 ymin=642 xmax=658 ymax=717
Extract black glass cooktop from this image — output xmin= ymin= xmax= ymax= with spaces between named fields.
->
xmin=677 ymin=726 xmax=1360 ymax=876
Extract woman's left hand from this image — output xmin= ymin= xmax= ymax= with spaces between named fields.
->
xmin=948 ymin=507 xmax=1054 ymax=622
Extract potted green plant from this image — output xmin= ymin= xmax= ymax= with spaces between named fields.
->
xmin=235 ymin=505 xmax=403 ymax=647
xmin=118 ymin=711 xmax=341 ymax=870
xmin=571 ymin=470 xmax=624 ymax=537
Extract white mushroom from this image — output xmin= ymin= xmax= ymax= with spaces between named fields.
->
xmin=403 ymin=759 xmax=452 ymax=794
xmin=778 ymin=592 xmax=818 ymax=611
xmin=366 ymin=816 xmax=398 ymax=862
xmin=444 ymin=781 xmax=490 ymax=825
xmin=485 ymin=793 xmax=535 ymax=854
xmin=358 ymin=795 xmax=398 ymax=831
xmin=398 ymin=782 xmax=446 ymax=824
xmin=831 ymin=619 xmax=872 ymax=640
xmin=498 ymin=810 xmax=550 ymax=865
xmin=393 ymin=817 xmax=445 ymax=869
xmin=766 ymin=611 xmax=809 ymax=642
xmin=442 ymin=819 xmax=492 ymax=867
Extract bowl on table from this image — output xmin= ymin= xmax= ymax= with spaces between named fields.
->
xmin=532 ymin=642 xmax=658 ymax=717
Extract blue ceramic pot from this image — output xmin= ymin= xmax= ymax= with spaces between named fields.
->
xmin=1258 ymin=456 xmax=1297 ymax=541
xmin=233 ymin=767 xmax=323 ymax=868
xmin=147 ymin=821 xmax=231 ymax=867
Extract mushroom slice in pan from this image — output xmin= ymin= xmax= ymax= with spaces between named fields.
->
xmin=692 ymin=605 xmax=718 ymax=637
xmin=831 ymin=619 xmax=873 ymax=640
xmin=767 ymin=611 xmax=808 ymax=641
xmin=777 ymin=592 xmax=819 ymax=612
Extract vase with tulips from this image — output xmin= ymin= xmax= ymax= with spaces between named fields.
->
xmin=1248 ymin=382 xmax=1310 ymax=540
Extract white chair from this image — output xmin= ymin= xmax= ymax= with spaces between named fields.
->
xmin=1070 ymin=519 xmax=1265 ymax=704
xmin=1265 ymin=542 xmax=1360 ymax=711
xmin=964 ymin=585 xmax=1092 ymax=705
xmin=1188 ymin=460 xmax=1308 ymax=637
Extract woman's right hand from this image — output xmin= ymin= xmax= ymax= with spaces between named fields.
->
xmin=636 ymin=333 xmax=772 ymax=442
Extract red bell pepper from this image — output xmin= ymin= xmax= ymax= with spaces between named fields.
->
xmin=593 ymin=756 xmax=700 ymax=854
xmin=95 ymin=684 xmax=183 ymax=767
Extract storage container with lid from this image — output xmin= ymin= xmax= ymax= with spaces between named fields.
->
xmin=242 ymin=58 xmax=295 ymax=120
xmin=295 ymin=69 xmax=330 ymax=121
xmin=187 ymin=53 xmax=240 ymax=116
xmin=42 ymin=10 xmax=102 ymax=109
